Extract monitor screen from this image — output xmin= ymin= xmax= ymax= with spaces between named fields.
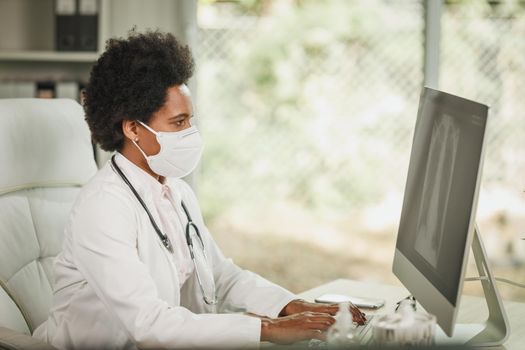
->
xmin=395 ymin=88 xmax=487 ymax=306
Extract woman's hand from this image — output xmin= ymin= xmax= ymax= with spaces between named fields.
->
xmin=260 ymin=311 xmax=335 ymax=345
xmin=280 ymin=299 xmax=366 ymax=325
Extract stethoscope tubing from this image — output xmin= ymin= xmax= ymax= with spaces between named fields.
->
xmin=111 ymin=155 xmax=174 ymax=253
xmin=181 ymin=201 xmax=206 ymax=256
xmin=110 ymin=155 xmax=217 ymax=305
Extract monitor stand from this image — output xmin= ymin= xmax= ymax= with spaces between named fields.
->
xmin=436 ymin=225 xmax=510 ymax=346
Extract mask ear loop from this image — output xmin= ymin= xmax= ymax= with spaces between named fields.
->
xmin=131 ymin=138 xmax=149 ymax=160
xmin=131 ymin=120 xmax=157 ymax=160
xmin=138 ymin=120 xmax=158 ymax=135
xmin=130 ymin=139 xmax=161 ymax=181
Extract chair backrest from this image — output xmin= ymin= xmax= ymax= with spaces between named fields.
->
xmin=0 ymin=98 xmax=98 ymax=334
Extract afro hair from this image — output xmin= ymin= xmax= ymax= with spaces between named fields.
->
xmin=83 ymin=30 xmax=195 ymax=152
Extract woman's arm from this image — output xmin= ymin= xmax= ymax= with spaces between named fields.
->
xmin=206 ymin=236 xmax=298 ymax=317
xmin=179 ymin=181 xmax=366 ymax=324
xmin=71 ymin=189 xmax=261 ymax=349
xmin=177 ymin=181 xmax=297 ymax=317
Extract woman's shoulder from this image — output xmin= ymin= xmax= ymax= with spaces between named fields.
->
xmin=67 ymin=163 xmax=140 ymax=246
xmin=73 ymin=162 xmax=137 ymax=214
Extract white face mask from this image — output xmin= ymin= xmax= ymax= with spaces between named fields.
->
xmin=132 ymin=121 xmax=203 ymax=178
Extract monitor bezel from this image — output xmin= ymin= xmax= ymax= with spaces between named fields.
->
xmin=392 ymin=87 xmax=489 ymax=336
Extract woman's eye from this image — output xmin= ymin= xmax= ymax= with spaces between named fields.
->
xmin=173 ymin=117 xmax=192 ymax=128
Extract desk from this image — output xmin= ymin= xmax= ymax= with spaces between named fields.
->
xmin=298 ymin=279 xmax=525 ymax=349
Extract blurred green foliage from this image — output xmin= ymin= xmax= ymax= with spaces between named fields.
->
xmin=197 ymin=0 xmax=524 ymax=224
xmin=198 ymin=0 xmax=423 ymax=221
xmin=196 ymin=0 xmax=525 ymax=300
xmin=196 ymin=0 xmax=525 ymax=299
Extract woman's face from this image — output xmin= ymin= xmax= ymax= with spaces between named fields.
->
xmin=137 ymin=84 xmax=194 ymax=156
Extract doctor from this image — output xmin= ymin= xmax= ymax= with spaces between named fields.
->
xmin=34 ymin=30 xmax=365 ymax=349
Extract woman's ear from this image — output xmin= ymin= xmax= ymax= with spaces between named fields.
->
xmin=122 ymin=119 xmax=140 ymax=142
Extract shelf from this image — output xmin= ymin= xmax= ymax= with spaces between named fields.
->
xmin=0 ymin=51 xmax=99 ymax=63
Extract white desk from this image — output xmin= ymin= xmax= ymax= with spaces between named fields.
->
xmin=298 ymin=279 xmax=525 ymax=349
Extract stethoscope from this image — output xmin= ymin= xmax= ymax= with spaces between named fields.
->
xmin=110 ymin=155 xmax=218 ymax=305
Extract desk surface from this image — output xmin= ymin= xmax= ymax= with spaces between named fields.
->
xmin=298 ymin=279 xmax=524 ymax=350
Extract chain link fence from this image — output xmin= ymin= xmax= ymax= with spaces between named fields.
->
xmin=442 ymin=1 xmax=525 ymax=188
xmin=196 ymin=0 xmax=423 ymax=215
xmin=441 ymin=0 xmax=525 ymax=301
xmin=195 ymin=0 xmax=525 ymax=299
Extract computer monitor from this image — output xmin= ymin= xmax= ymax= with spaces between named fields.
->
xmin=392 ymin=87 xmax=509 ymax=346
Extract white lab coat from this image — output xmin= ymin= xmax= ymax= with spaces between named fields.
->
xmin=33 ymin=154 xmax=296 ymax=349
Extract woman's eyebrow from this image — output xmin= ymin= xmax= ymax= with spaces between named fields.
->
xmin=169 ymin=113 xmax=191 ymax=120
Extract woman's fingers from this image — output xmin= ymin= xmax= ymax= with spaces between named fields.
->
xmin=304 ymin=318 xmax=334 ymax=325
xmin=267 ymin=302 xmax=370 ymax=345
xmin=315 ymin=305 xmax=338 ymax=315
xmin=304 ymin=322 xmax=334 ymax=331
xmin=301 ymin=314 xmax=336 ymax=327
xmin=300 ymin=306 xmax=366 ymax=325
xmin=302 ymin=311 xmax=335 ymax=317
xmin=350 ymin=307 xmax=367 ymax=325
xmin=263 ymin=313 xmax=335 ymax=344
xmin=342 ymin=302 xmax=366 ymax=325
xmin=314 ymin=303 xmax=366 ymax=324
xmin=303 ymin=315 xmax=336 ymax=325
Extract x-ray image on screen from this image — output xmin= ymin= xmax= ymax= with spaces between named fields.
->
xmin=415 ymin=114 xmax=460 ymax=268
xmin=395 ymin=88 xmax=487 ymax=306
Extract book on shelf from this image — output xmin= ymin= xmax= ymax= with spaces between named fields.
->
xmin=55 ymin=0 xmax=77 ymax=51
xmin=77 ymin=0 xmax=99 ymax=52
xmin=0 ymin=81 xmax=36 ymax=98
xmin=55 ymin=0 xmax=99 ymax=52
xmin=0 ymin=80 xmax=87 ymax=102
xmin=36 ymin=81 xmax=56 ymax=99
xmin=56 ymin=81 xmax=78 ymax=100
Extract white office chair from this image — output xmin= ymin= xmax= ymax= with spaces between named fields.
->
xmin=0 ymin=98 xmax=98 ymax=349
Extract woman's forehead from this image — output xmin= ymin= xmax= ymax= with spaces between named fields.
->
xmin=178 ymin=84 xmax=191 ymax=97
xmin=166 ymin=85 xmax=192 ymax=104
xmin=149 ymin=85 xmax=193 ymax=123
xmin=164 ymin=85 xmax=192 ymax=109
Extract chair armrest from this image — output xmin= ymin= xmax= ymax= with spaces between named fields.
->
xmin=0 ymin=327 xmax=57 ymax=350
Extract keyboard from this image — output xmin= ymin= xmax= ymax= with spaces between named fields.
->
xmin=354 ymin=314 xmax=375 ymax=344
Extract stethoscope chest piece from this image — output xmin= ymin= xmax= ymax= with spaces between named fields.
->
xmin=110 ymin=154 xmax=217 ymax=306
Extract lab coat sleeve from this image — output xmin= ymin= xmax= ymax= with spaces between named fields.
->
xmin=178 ymin=182 xmax=298 ymax=318
xmin=71 ymin=189 xmax=261 ymax=349
xmin=207 ymin=234 xmax=298 ymax=318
